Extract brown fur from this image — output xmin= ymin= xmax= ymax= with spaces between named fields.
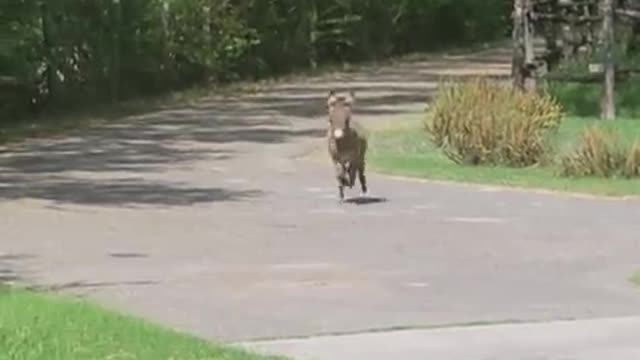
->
xmin=326 ymin=90 xmax=368 ymax=201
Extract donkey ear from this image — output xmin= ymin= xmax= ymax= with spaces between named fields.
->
xmin=327 ymin=90 xmax=337 ymax=107
xmin=344 ymin=91 xmax=356 ymax=105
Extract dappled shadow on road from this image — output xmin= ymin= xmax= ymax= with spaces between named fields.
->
xmin=203 ymin=46 xmax=512 ymax=120
xmin=30 ymin=280 xmax=159 ymax=292
xmin=0 ymin=268 xmax=19 ymax=284
xmin=0 ymin=175 xmax=263 ymax=207
xmin=0 ymin=253 xmax=158 ymax=294
xmin=0 ymin=46 xmax=510 ymax=207
xmin=0 ymin=253 xmax=33 ymax=285
xmin=344 ymin=196 xmax=388 ymax=205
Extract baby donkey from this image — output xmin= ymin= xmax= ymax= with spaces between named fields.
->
xmin=325 ymin=90 xmax=368 ymax=202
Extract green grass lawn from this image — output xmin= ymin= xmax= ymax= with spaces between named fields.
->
xmin=368 ymin=114 xmax=640 ymax=197
xmin=630 ymin=272 xmax=640 ymax=288
xmin=0 ymin=287 xmax=283 ymax=360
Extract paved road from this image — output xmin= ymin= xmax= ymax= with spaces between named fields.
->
xmin=1 ymin=46 xmax=640 ymax=351
xmin=243 ymin=316 xmax=640 ymax=360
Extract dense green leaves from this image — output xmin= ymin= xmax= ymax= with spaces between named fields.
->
xmin=0 ymin=0 xmax=510 ymax=121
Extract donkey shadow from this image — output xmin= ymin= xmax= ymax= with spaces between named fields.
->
xmin=343 ymin=195 xmax=388 ymax=205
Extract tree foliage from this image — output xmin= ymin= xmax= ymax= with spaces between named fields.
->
xmin=0 ymin=0 xmax=510 ymax=120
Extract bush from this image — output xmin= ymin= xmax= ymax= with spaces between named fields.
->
xmin=559 ymin=125 xmax=640 ymax=178
xmin=624 ymin=140 xmax=640 ymax=177
xmin=559 ymin=126 xmax=626 ymax=177
xmin=546 ymin=50 xmax=640 ymax=118
xmin=548 ymin=80 xmax=640 ymax=118
xmin=426 ymin=77 xmax=563 ymax=167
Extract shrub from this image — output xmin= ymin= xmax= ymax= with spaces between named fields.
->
xmin=426 ymin=77 xmax=563 ymax=167
xmin=559 ymin=126 xmax=627 ymax=177
xmin=548 ymin=80 xmax=640 ymax=118
xmin=546 ymin=50 xmax=640 ymax=118
xmin=623 ymin=140 xmax=640 ymax=178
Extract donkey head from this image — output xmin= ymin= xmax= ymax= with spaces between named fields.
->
xmin=326 ymin=90 xmax=356 ymax=140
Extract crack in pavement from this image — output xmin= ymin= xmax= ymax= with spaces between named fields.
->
xmin=240 ymin=316 xmax=640 ymax=360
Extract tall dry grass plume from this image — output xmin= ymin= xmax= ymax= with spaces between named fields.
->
xmin=426 ymin=77 xmax=563 ymax=167
xmin=560 ymin=126 xmax=626 ymax=177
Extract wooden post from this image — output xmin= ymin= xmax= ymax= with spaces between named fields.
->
xmin=523 ymin=0 xmax=537 ymax=92
xmin=600 ymin=0 xmax=616 ymax=120
xmin=512 ymin=0 xmax=526 ymax=90
xmin=542 ymin=0 xmax=562 ymax=72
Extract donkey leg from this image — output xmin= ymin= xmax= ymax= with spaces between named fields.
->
xmin=334 ymin=161 xmax=347 ymax=202
xmin=358 ymin=162 xmax=368 ymax=195
xmin=347 ymin=162 xmax=357 ymax=188
xmin=358 ymin=139 xmax=369 ymax=196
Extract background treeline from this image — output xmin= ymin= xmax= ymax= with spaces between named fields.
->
xmin=0 ymin=0 xmax=511 ymax=121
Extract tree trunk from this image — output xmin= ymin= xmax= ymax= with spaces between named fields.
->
xmin=308 ymin=0 xmax=319 ymax=70
xmin=600 ymin=0 xmax=615 ymax=120
xmin=523 ymin=0 xmax=536 ymax=92
xmin=40 ymin=1 xmax=58 ymax=102
xmin=160 ymin=0 xmax=174 ymax=86
xmin=203 ymin=2 xmax=213 ymax=81
xmin=512 ymin=0 xmax=526 ymax=90
xmin=108 ymin=0 xmax=122 ymax=102
xmin=542 ymin=0 xmax=562 ymax=72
